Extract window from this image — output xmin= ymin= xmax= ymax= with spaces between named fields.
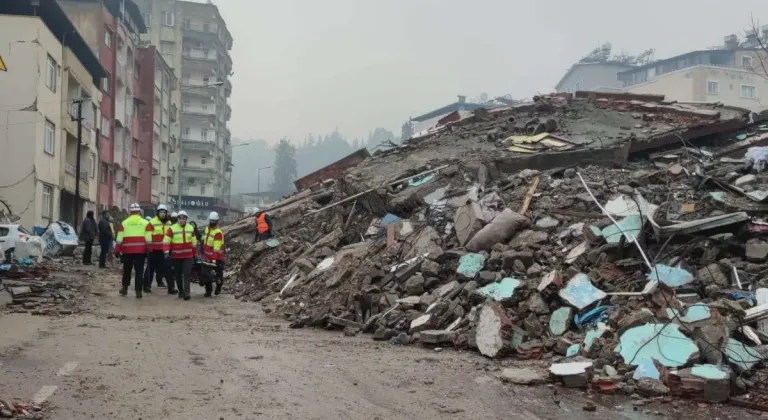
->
xmin=102 ymin=73 xmax=111 ymax=94
xmin=183 ymin=158 xmax=188 ymax=166
xmin=143 ymin=13 xmax=151 ymax=27
xmin=162 ymin=144 xmax=168 ymax=160
xmin=46 ymin=55 xmax=56 ymax=92
xmin=202 ymin=48 xmax=209 ymax=59
xmin=132 ymin=139 xmax=139 ymax=156
xmin=183 ymin=20 xmax=191 ymax=29
xmin=162 ymin=11 xmax=174 ymax=27
xmin=101 ymin=117 xmax=111 ymax=137
xmin=182 ymin=101 xmax=189 ymax=111
xmin=90 ymin=152 xmax=96 ymax=178
xmin=131 ymin=177 xmax=138 ymax=194
xmin=44 ymin=120 xmax=55 ymax=155
xmin=741 ymin=84 xmax=757 ymax=99
xmin=742 ymin=56 xmax=754 ymax=69
xmin=183 ymin=127 xmax=190 ymax=137
xmin=203 ymin=23 xmax=210 ymax=32
xmin=105 ymin=28 xmax=113 ymax=49
xmin=201 ymin=129 xmax=208 ymax=140
xmin=42 ymin=185 xmax=53 ymax=218
xmin=160 ymin=41 xmax=174 ymax=54
xmin=161 ymin=177 xmax=166 ymax=192
xmin=203 ymin=77 xmax=209 ymax=85
xmin=202 ymin=103 xmax=209 ymax=112
xmin=707 ymin=80 xmax=719 ymax=95
xmin=100 ymin=164 xmax=108 ymax=184
xmin=201 ymin=158 xmax=206 ymax=165
xmin=200 ymin=185 xmax=206 ymax=195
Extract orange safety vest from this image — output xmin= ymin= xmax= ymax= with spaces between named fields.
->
xmin=115 ymin=214 xmax=152 ymax=254
xmin=255 ymin=213 xmax=269 ymax=234
xmin=203 ymin=226 xmax=225 ymax=261
xmin=148 ymin=216 xmax=170 ymax=252
xmin=163 ymin=223 xmax=198 ymax=259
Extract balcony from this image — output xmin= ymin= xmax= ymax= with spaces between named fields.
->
xmin=183 ymin=22 xmax=225 ymax=48
xmin=180 ymin=82 xmax=218 ymax=98
xmin=224 ymin=78 xmax=231 ymax=97
xmin=63 ymin=163 xmax=89 ymax=197
xmin=181 ymin=105 xmax=216 ymax=125
xmin=182 ymin=49 xmax=217 ymax=72
xmin=182 ymin=136 xmax=216 ymax=153
xmin=181 ymin=162 xmax=216 ymax=175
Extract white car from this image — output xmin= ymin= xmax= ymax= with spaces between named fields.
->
xmin=0 ymin=223 xmax=33 ymax=257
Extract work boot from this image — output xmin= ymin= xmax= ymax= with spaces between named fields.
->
xmin=168 ymin=287 xmax=178 ymax=294
xmin=183 ymin=295 xmax=191 ymax=301
xmin=119 ymin=286 xmax=128 ymax=296
xmin=214 ymin=283 xmax=222 ymax=296
xmin=143 ymin=286 xmax=152 ymax=293
xmin=204 ymin=291 xmax=212 ymax=298
xmin=157 ymin=280 xmax=166 ymax=288
xmin=136 ymin=290 xmax=143 ymax=299
xmin=178 ymin=291 xmax=184 ymax=299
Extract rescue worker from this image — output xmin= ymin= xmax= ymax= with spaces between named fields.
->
xmin=146 ymin=205 xmax=177 ymax=294
xmin=254 ymin=210 xmax=273 ymax=242
xmin=115 ymin=203 xmax=153 ymax=298
xmin=202 ymin=211 xmax=225 ymax=297
xmin=163 ymin=210 xmax=197 ymax=301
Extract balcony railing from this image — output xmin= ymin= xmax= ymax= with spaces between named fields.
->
xmin=64 ymin=163 xmax=89 ymax=184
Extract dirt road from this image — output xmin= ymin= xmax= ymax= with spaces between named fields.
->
xmin=0 ymin=268 xmax=761 ymax=419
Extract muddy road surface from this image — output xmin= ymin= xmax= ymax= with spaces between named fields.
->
xmin=0 ymin=268 xmax=761 ymax=419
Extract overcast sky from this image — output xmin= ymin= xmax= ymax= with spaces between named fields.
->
xmin=214 ymin=0 xmax=765 ymax=144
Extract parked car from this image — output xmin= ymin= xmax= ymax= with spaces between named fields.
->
xmin=0 ymin=223 xmax=33 ymax=258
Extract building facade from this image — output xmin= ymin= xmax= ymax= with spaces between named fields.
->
xmin=0 ymin=0 xmax=104 ymax=228
xmin=137 ymin=46 xmax=177 ymax=210
xmin=135 ymin=0 xmax=233 ymax=217
xmin=59 ymin=0 xmax=146 ymax=213
xmin=554 ymin=62 xmax=634 ymax=93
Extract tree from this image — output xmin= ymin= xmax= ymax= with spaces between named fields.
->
xmin=271 ymin=137 xmax=298 ymax=192
xmin=745 ymin=17 xmax=768 ymax=82
xmin=401 ymin=120 xmax=414 ymax=141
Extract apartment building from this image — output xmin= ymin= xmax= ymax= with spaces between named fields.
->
xmin=59 ymin=0 xmax=147 ymax=212
xmin=619 ymin=33 xmax=768 ymax=111
xmin=137 ymin=46 xmax=177 ymax=210
xmin=135 ymin=0 xmax=233 ymax=220
xmin=0 ymin=0 xmax=103 ymax=228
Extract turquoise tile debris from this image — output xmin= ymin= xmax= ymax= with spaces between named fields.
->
xmin=549 ymin=307 xmax=573 ymax=336
xmin=725 ymin=338 xmax=764 ymax=371
xmin=588 ymin=225 xmax=603 ymax=238
xmin=632 ymin=358 xmax=661 ymax=380
xmin=617 ymin=323 xmax=699 ymax=367
xmin=584 ymin=323 xmax=608 ymax=352
xmin=691 ymin=364 xmax=729 ymax=380
xmin=648 ymin=264 xmax=694 ymax=288
xmin=407 ymin=174 xmax=435 ymax=187
xmin=667 ymin=304 xmax=711 ymax=323
xmin=478 ymin=277 xmax=523 ymax=301
xmin=456 ymin=253 xmax=486 ymax=279
xmin=558 ymin=273 xmax=606 ymax=310
xmin=265 ymin=238 xmax=280 ymax=248
xmin=602 ymin=214 xmax=643 ymax=243
xmin=566 ymin=344 xmax=580 ymax=357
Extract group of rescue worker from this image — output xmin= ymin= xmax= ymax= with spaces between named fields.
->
xmin=114 ymin=203 xmax=225 ymax=300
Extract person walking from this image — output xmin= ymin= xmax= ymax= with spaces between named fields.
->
xmin=145 ymin=205 xmax=176 ymax=294
xmin=114 ymin=203 xmax=153 ymax=298
xmin=163 ymin=210 xmax=197 ymax=301
xmin=254 ymin=210 xmax=274 ymax=242
xmin=97 ymin=211 xmax=113 ymax=268
xmin=79 ymin=210 xmax=97 ymax=265
xmin=202 ymin=211 xmax=225 ymax=297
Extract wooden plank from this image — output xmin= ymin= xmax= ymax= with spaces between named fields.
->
xmin=518 ymin=176 xmax=540 ymax=215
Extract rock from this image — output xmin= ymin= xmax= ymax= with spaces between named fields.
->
xmin=535 ymin=216 xmax=560 ymax=229
xmin=421 ymin=260 xmax=440 ymax=277
xmin=526 ymin=293 xmax=550 ymax=315
xmin=476 ymin=302 xmax=515 ymax=358
xmin=294 ymin=258 xmax=315 ymax=274
xmin=513 ymin=260 xmax=526 ymax=274
xmin=328 ymin=316 xmax=363 ymax=330
xmin=391 ymin=332 xmax=410 ymax=345
xmin=373 ymin=327 xmax=396 ymax=341
xmin=636 ymin=379 xmax=669 ymax=396
xmin=563 ymin=168 xmax=576 ymax=178
xmin=499 ymin=368 xmax=547 ymax=385
xmin=509 ymin=230 xmax=548 ymax=249
xmin=527 ymin=263 xmax=543 ymax=277
xmin=404 ymin=274 xmax=426 ymax=295
xmin=409 ymin=314 xmax=435 ymax=333
xmin=582 ymin=402 xmax=597 ymax=412
xmin=545 ymin=118 xmax=558 ymax=132
xmin=454 ymin=201 xmax=485 ymax=246
xmin=419 ymin=330 xmax=457 ymax=345
xmin=435 ymin=281 xmax=462 ymax=299
xmin=523 ymin=312 xmax=545 ymax=338
xmin=502 ymin=250 xmax=534 ymax=268
xmin=343 ymin=326 xmax=358 ymax=336
xmin=424 ymin=276 xmax=440 ymax=290
xmin=477 ymin=271 xmax=497 ymax=286
xmin=466 ymin=209 xmax=528 ymax=252
xmin=697 ymin=263 xmax=729 ymax=287
xmin=735 ymin=174 xmax=757 ymax=186
xmin=0 ymin=409 xmax=12 ymax=419
xmin=746 ymin=239 xmax=768 ymax=262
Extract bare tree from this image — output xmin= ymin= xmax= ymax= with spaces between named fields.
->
xmin=745 ymin=16 xmax=768 ymax=81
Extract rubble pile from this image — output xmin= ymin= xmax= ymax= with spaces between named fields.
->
xmin=224 ymin=92 xmax=768 ymax=407
xmin=1 ymin=259 xmax=92 ymax=316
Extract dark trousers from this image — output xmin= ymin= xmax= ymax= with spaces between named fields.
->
xmin=99 ymin=240 xmax=110 ymax=267
xmin=121 ymin=253 xmax=146 ymax=292
xmin=205 ymin=261 xmax=225 ymax=294
xmin=254 ymin=231 xmax=272 ymax=242
xmin=83 ymin=239 xmax=94 ymax=264
xmin=146 ymin=251 xmax=167 ymax=288
xmin=173 ymin=258 xmax=193 ymax=298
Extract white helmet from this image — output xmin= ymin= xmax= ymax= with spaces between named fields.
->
xmin=208 ymin=211 xmax=220 ymax=221
xmin=157 ymin=204 xmax=168 ymax=211
xmin=171 ymin=211 xmax=178 ymax=218
xmin=177 ymin=210 xmax=188 ymax=218
xmin=129 ymin=203 xmax=141 ymax=212
xmin=145 ymin=216 xmax=152 ymax=221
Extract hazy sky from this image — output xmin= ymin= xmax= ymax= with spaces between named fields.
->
xmin=214 ymin=0 xmax=766 ymax=144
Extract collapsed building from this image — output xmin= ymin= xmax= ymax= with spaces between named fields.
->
xmin=223 ymin=91 xmax=768 ymax=408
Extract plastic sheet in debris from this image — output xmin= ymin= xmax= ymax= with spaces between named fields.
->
xmin=574 ymin=306 xmax=612 ymax=329
xmin=41 ymin=221 xmax=79 ymax=257
xmin=746 ymin=146 xmax=768 ymax=172
xmin=559 ymin=273 xmax=606 ymax=310
xmin=477 ymin=277 xmax=523 ymax=301
xmin=647 ymin=264 xmax=694 ymax=288
xmin=617 ymin=323 xmax=699 ymax=368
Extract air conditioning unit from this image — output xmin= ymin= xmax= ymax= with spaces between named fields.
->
xmin=152 ymin=168 xmax=160 ymax=175
xmin=188 ymin=178 xmax=196 ymax=185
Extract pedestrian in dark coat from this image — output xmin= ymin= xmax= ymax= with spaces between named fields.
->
xmin=98 ymin=211 xmax=114 ymax=268
xmin=80 ymin=210 xmax=97 ymax=265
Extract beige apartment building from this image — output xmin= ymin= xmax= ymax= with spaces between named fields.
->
xmin=0 ymin=2 xmax=103 ymax=229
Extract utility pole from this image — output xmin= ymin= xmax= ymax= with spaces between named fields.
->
xmin=72 ymin=98 xmax=84 ymax=232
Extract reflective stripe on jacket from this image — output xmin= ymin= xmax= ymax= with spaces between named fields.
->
xmin=115 ymin=215 xmax=152 ymax=254
xmin=256 ymin=213 xmax=269 ymax=234
xmin=148 ymin=216 xmax=170 ymax=252
xmin=203 ymin=226 xmax=225 ymax=261
xmin=163 ymin=223 xmax=198 ymax=259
